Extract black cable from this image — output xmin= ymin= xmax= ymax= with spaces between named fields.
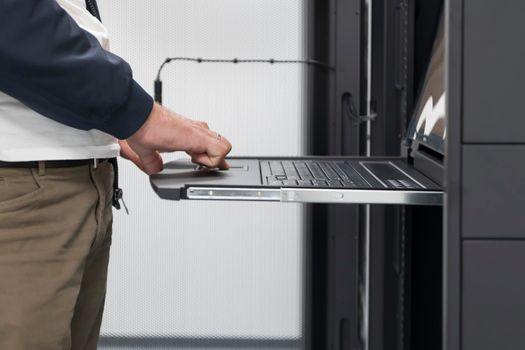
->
xmin=156 ymin=57 xmax=335 ymax=80
xmin=154 ymin=57 xmax=335 ymax=104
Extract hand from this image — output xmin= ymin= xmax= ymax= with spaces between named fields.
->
xmin=118 ymin=139 xmax=148 ymax=173
xmin=124 ymin=103 xmax=232 ymax=175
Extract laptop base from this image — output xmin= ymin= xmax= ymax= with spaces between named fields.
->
xmin=150 ymin=157 xmax=443 ymax=206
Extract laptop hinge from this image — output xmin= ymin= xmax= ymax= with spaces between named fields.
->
xmin=410 ymin=144 xmax=444 ymax=186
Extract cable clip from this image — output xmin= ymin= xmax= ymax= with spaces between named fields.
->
xmin=343 ymin=92 xmax=377 ymax=125
xmin=113 ymin=188 xmax=129 ymax=215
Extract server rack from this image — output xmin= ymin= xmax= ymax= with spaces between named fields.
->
xmin=309 ymin=0 xmax=525 ymax=349
xmin=445 ymin=1 xmax=525 ymax=350
xmin=307 ymin=1 xmax=444 ymax=349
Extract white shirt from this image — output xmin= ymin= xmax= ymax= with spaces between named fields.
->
xmin=0 ymin=0 xmax=119 ymax=161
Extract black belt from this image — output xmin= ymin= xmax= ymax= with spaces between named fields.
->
xmin=0 ymin=158 xmax=111 ymax=168
xmin=0 ymin=158 xmax=128 ymax=213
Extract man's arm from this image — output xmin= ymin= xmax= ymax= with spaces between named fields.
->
xmin=0 ymin=0 xmax=152 ymax=139
xmin=0 ymin=0 xmax=232 ymax=173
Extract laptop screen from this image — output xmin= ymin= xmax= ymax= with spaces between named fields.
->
xmin=406 ymin=14 xmax=445 ymax=155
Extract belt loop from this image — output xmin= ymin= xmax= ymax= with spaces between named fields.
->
xmin=38 ymin=161 xmax=46 ymax=176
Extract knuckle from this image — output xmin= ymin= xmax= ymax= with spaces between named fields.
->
xmin=196 ymin=121 xmax=209 ymax=129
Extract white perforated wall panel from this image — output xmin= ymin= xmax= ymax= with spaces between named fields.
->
xmin=97 ymin=1 xmax=306 ymax=349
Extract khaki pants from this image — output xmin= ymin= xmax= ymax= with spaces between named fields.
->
xmin=0 ymin=162 xmax=114 ymax=349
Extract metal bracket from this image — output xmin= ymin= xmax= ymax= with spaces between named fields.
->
xmin=186 ymin=187 xmax=443 ymax=206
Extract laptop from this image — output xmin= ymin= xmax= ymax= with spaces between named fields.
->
xmin=150 ymin=16 xmax=445 ymax=206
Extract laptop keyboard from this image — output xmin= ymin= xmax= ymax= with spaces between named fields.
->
xmin=261 ymin=161 xmax=370 ymax=188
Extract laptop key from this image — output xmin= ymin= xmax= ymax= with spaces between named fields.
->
xmin=308 ymin=162 xmax=327 ymax=180
xmin=261 ymin=161 xmax=271 ymax=178
xmin=282 ymin=180 xmax=298 ymax=186
xmin=311 ymin=180 xmax=328 ymax=187
xmin=295 ymin=162 xmax=314 ymax=180
xmin=267 ymin=176 xmax=285 ymax=183
xmin=327 ymin=180 xmax=343 ymax=187
xmin=297 ymin=180 xmax=313 ymax=187
xmin=387 ymin=180 xmax=403 ymax=188
xmin=399 ymin=179 xmax=416 ymax=189
xmin=339 ymin=162 xmax=369 ymax=187
xmin=282 ymin=163 xmax=299 ymax=179
xmin=269 ymin=180 xmax=283 ymax=186
xmin=332 ymin=163 xmax=350 ymax=181
xmin=319 ymin=162 xmax=340 ymax=180
xmin=270 ymin=161 xmax=285 ymax=175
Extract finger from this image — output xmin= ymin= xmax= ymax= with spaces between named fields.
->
xmin=218 ymin=158 xmax=230 ymax=170
xmin=139 ymin=151 xmax=164 ymax=175
xmin=192 ymin=131 xmax=232 ymax=169
xmin=119 ymin=140 xmax=141 ymax=163
xmin=205 ymin=129 xmax=232 ymax=154
xmin=219 ymin=136 xmax=232 ymax=154
xmin=190 ymin=152 xmax=228 ymax=169
xmin=192 ymin=153 xmax=230 ymax=170
xmin=190 ymin=153 xmax=216 ymax=168
xmin=188 ymin=149 xmax=230 ymax=170
xmin=119 ymin=140 xmax=151 ymax=173
xmin=118 ymin=140 xmax=132 ymax=160
xmin=195 ymin=121 xmax=210 ymax=130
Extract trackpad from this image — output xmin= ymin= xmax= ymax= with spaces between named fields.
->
xmin=361 ymin=162 xmax=422 ymax=189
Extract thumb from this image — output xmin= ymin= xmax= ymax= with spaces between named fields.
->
xmin=138 ymin=151 xmax=164 ymax=175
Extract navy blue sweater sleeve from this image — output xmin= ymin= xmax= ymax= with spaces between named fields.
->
xmin=0 ymin=0 xmax=154 ymax=139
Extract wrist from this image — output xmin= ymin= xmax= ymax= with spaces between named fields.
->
xmin=129 ymin=102 xmax=165 ymax=146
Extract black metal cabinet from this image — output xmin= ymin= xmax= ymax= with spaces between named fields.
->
xmin=463 ymin=0 xmax=525 ymax=143
xmin=462 ymin=146 xmax=525 ymax=239
xmin=463 ymin=241 xmax=525 ymax=350
xmin=446 ymin=1 xmax=525 ymax=350
xmin=464 ymin=0 xmax=525 ymax=143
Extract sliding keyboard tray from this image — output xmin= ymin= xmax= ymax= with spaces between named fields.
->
xmin=150 ymin=157 xmax=443 ymax=206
